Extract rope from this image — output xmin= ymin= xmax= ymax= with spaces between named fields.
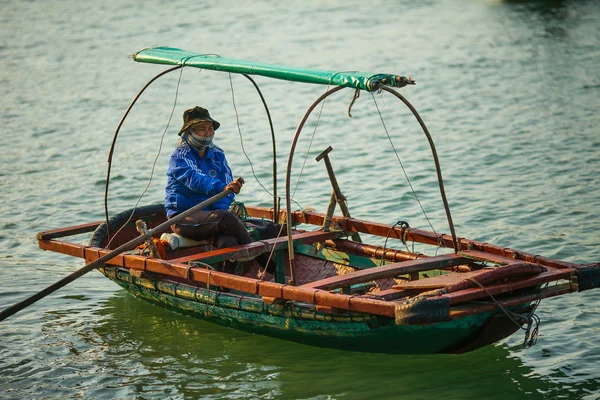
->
xmin=398 ymin=223 xmax=407 ymax=245
xmin=291 ymin=83 xmax=332 ymax=204
xmin=184 ymin=261 xmax=218 ymax=316
xmin=203 ymin=262 xmax=217 ymax=317
xmin=206 ymin=270 xmax=212 ymax=316
xmin=348 ymin=89 xmax=360 ymax=117
xmin=379 ymin=221 xmax=409 ymax=266
xmin=467 ymin=278 xmax=547 ymax=349
xmin=229 ymin=201 xmax=250 ymax=220
xmin=255 ymin=206 xmax=350 ymax=281
xmin=370 ymin=92 xmax=445 ymax=249
xmin=258 ymin=221 xmax=287 ymax=281
xmin=228 ymin=73 xmax=273 ymax=197
xmin=522 ymin=283 xmax=548 ymax=348
xmin=228 ymin=73 xmax=304 ymax=211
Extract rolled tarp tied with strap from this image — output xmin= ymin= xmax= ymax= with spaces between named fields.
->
xmin=575 ymin=262 xmax=600 ymax=292
xmin=131 ymin=46 xmax=415 ymax=92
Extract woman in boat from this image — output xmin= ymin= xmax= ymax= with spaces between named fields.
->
xmin=165 ymin=106 xmax=253 ymax=250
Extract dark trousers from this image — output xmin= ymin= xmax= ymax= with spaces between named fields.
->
xmin=171 ymin=209 xmax=253 ymax=248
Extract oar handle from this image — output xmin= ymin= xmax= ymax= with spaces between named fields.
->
xmin=0 ymin=189 xmax=233 ymax=322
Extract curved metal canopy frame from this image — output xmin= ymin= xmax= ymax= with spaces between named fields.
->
xmin=104 ymin=66 xmax=279 ymax=241
xmin=242 ymin=74 xmax=279 ymax=222
xmin=284 ymin=86 xmax=345 ymax=284
xmin=381 ymin=86 xmax=459 ymax=252
xmin=284 ymin=86 xmax=459 ymax=284
xmin=104 ymin=65 xmax=182 ymax=240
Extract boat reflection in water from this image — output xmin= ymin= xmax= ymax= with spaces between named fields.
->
xmin=83 ymin=291 xmax=595 ymax=399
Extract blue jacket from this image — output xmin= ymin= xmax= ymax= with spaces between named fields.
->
xmin=164 ymin=142 xmax=234 ymax=218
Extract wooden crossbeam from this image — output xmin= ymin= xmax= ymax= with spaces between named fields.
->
xmin=457 ymin=250 xmax=516 ymax=265
xmin=245 ymin=206 xmax=581 ymax=271
xmin=302 ymin=253 xmax=470 ymax=290
xmin=393 ymin=269 xmax=491 ymax=290
xmin=170 ymin=230 xmax=342 ymax=264
xmin=37 ymin=221 xmax=102 ymax=240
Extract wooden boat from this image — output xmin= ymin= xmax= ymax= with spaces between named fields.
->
xmin=34 ymin=47 xmax=599 ymax=354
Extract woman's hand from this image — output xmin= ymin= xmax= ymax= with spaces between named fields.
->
xmin=224 ymin=177 xmax=244 ymax=194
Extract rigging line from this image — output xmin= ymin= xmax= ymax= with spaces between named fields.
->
xmin=259 ymin=221 xmax=286 ymax=280
xmin=466 ymin=278 xmax=529 ymax=331
xmin=273 ymin=83 xmax=333 ymax=266
xmin=369 ymin=88 xmax=386 ymax=110
xmin=291 ymin=83 xmax=332 ymax=202
xmin=522 ymin=283 xmax=546 ymax=348
xmin=370 ymin=92 xmax=442 ymax=246
xmin=259 ymin=203 xmax=344 ymax=280
xmin=228 ymin=74 xmax=304 ymax=211
xmin=259 ymin=204 xmax=350 ymax=280
xmin=104 ymin=65 xmax=183 ymax=241
xmin=107 ymin=66 xmax=185 ymax=248
xmin=228 ymin=73 xmax=273 ymax=197
xmin=467 ymin=278 xmax=547 ymax=344
xmin=379 ymin=221 xmax=403 ymax=266
xmin=260 ymin=82 xmax=338 ymax=278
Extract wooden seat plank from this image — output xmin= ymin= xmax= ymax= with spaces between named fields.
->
xmin=302 ymin=253 xmax=470 ymax=290
xmin=393 ymin=269 xmax=492 ymax=290
xmin=37 ymin=221 xmax=102 ymax=240
xmin=170 ymin=230 xmax=342 ymax=264
xmin=457 ymin=250 xmax=517 ymax=265
xmin=363 ymin=288 xmax=412 ymax=301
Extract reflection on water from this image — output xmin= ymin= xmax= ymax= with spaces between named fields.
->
xmin=501 ymin=0 xmax=572 ymax=39
xmin=23 ymin=291 xmax=581 ymax=399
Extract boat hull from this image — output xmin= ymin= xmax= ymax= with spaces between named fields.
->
xmin=35 ymin=202 xmax=578 ymax=354
xmin=101 ymin=265 xmax=525 ymax=354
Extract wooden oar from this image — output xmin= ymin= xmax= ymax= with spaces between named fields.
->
xmin=0 ymin=189 xmax=233 ymax=322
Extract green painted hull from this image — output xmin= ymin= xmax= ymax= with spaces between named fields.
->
xmin=101 ymin=266 xmax=515 ymax=354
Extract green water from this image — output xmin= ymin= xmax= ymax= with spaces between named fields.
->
xmin=1 ymin=0 xmax=599 ymax=398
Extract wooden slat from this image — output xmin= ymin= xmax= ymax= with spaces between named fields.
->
xmin=302 ymin=253 xmax=470 ymax=290
xmin=100 ymin=260 xmax=397 ymax=318
xmin=37 ymin=221 xmax=102 ymax=240
xmin=245 ymin=206 xmax=456 ymax=247
xmin=38 ymin=239 xmax=87 ymax=258
xmin=170 ymin=230 xmax=341 ymax=264
xmin=326 ymin=239 xmax=425 ymax=262
xmin=445 ymin=266 xmax=572 ymax=305
xmin=393 ymin=269 xmax=492 ymax=290
xmin=378 ymin=266 xmax=571 ymax=307
xmin=365 ymin=288 xmax=412 ymax=301
xmin=448 ymin=283 xmax=575 ymax=319
xmin=457 ymin=250 xmax=516 ymax=265
xmin=245 ymin=206 xmax=582 ymax=270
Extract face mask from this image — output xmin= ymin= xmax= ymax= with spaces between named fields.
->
xmin=185 ymin=131 xmax=214 ymax=151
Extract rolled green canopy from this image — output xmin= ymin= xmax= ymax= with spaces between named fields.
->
xmin=132 ymin=47 xmax=415 ymax=92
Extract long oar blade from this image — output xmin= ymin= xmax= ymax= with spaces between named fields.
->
xmin=0 ymin=189 xmax=232 ymax=322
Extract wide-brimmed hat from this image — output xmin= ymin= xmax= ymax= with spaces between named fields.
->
xmin=178 ymin=106 xmax=220 ymax=136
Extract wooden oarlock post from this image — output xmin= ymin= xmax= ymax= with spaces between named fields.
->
xmin=322 ymin=193 xmax=337 ymax=231
xmin=135 ymin=220 xmax=161 ymax=258
xmin=316 ymin=146 xmax=362 ymax=243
